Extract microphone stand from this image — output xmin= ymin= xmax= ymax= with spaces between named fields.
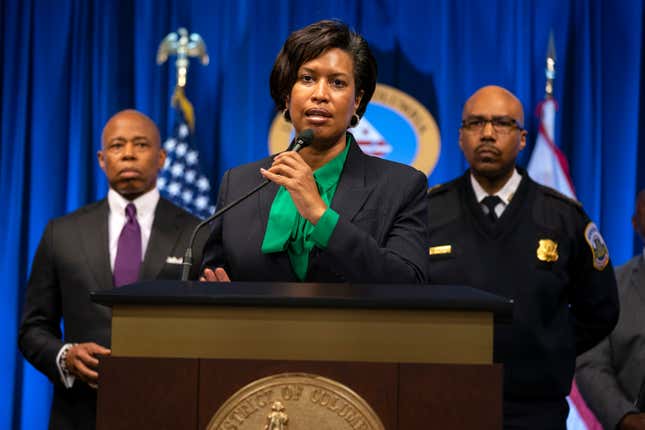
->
xmin=180 ymin=179 xmax=270 ymax=280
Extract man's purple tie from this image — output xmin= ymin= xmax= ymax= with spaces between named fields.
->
xmin=113 ymin=203 xmax=142 ymax=287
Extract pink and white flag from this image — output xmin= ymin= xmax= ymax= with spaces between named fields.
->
xmin=527 ymin=98 xmax=575 ymax=199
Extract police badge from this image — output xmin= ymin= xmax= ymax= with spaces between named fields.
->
xmin=537 ymin=239 xmax=559 ymax=262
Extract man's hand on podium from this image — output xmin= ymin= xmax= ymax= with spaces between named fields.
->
xmin=200 ymin=267 xmax=231 ymax=282
xmin=620 ymin=413 xmax=645 ymax=430
xmin=66 ymin=342 xmax=111 ymax=389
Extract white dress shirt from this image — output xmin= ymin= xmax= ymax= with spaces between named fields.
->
xmin=107 ymin=187 xmax=159 ymax=270
xmin=470 ymin=169 xmax=523 ymax=219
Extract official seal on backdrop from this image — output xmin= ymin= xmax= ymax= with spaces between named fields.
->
xmin=268 ymin=83 xmax=441 ymax=175
xmin=206 ymin=373 xmax=386 ymax=430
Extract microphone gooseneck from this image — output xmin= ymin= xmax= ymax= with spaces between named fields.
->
xmin=180 ymin=128 xmax=315 ymax=281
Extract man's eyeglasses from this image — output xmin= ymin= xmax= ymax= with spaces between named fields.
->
xmin=461 ymin=116 xmax=524 ymax=134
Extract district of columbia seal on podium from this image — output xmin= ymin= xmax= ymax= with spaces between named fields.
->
xmin=206 ymin=373 xmax=386 ymax=430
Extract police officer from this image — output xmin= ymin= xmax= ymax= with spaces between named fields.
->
xmin=426 ymin=85 xmax=619 ymax=430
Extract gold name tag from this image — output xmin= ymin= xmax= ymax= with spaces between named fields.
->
xmin=429 ymin=245 xmax=452 ymax=255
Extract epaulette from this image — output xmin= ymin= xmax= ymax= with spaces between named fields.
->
xmin=541 ymin=185 xmax=583 ymax=209
xmin=427 ymin=183 xmax=448 ymax=197
xmin=426 ymin=181 xmax=460 ymax=226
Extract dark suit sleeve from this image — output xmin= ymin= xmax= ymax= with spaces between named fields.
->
xmin=576 ymin=337 xmax=636 ymax=429
xmin=575 ymin=261 xmax=638 ymax=429
xmin=200 ymin=169 xmax=230 ymax=274
xmin=323 ymin=169 xmax=428 ymax=283
xmin=18 ymin=220 xmax=65 ymax=384
xmin=569 ymin=211 xmax=619 ymax=355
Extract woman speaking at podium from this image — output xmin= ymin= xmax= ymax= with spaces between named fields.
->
xmin=200 ymin=20 xmax=428 ymax=283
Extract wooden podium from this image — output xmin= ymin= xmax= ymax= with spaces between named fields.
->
xmin=92 ymin=281 xmax=512 ymax=429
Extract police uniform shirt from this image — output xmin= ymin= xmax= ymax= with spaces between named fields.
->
xmin=426 ymin=169 xmax=618 ymax=407
xmin=470 ymin=168 xmax=522 ymax=219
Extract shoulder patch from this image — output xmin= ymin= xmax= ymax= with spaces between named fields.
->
xmin=584 ymin=222 xmax=609 ymax=271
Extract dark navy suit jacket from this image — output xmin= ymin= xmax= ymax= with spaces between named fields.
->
xmin=18 ymin=197 xmax=204 ymax=430
xmin=201 ymin=140 xmax=428 ymax=284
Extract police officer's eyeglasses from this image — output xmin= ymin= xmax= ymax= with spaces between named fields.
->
xmin=461 ymin=116 xmax=524 ymax=135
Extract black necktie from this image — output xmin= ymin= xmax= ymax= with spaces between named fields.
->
xmin=481 ymin=195 xmax=502 ymax=222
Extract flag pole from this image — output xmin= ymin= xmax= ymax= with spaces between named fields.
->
xmin=527 ymin=30 xmax=577 ymax=200
xmin=155 ymin=29 xmax=215 ymax=220
xmin=157 ymin=28 xmax=209 ymax=131
xmin=545 ymin=30 xmax=556 ymax=99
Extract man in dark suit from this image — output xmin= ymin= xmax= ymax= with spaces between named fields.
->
xmin=576 ymin=189 xmax=645 ymax=430
xmin=18 ymin=109 xmax=203 ymax=429
xmin=426 ymin=85 xmax=618 ymax=429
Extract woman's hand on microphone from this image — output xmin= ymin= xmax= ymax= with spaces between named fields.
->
xmin=200 ymin=267 xmax=231 ymax=282
xmin=260 ymin=151 xmax=327 ymax=224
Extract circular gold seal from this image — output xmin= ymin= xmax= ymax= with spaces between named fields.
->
xmin=206 ymin=373 xmax=386 ymax=430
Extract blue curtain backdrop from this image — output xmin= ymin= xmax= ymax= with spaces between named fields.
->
xmin=1 ymin=0 xmax=643 ymax=427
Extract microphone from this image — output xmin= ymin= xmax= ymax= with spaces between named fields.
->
xmin=180 ymin=128 xmax=314 ymax=280
xmin=288 ymin=128 xmax=314 ymax=152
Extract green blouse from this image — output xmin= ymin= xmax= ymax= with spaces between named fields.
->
xmin=260 ymin=136 xmax=352 ymax=280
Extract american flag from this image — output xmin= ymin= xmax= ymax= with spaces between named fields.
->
xmin=157 ymin=88 xmax=215 ymax=219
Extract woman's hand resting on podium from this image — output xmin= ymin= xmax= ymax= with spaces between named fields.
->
xmin=200 ymin=267 xmax=231 ymax=282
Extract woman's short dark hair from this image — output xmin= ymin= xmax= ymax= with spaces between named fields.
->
xmin=270 ymin=19 xmax=377 ymax=119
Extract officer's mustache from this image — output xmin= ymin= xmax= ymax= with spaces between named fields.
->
xmin=475 ymin=143 xmax=501 ymax=156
